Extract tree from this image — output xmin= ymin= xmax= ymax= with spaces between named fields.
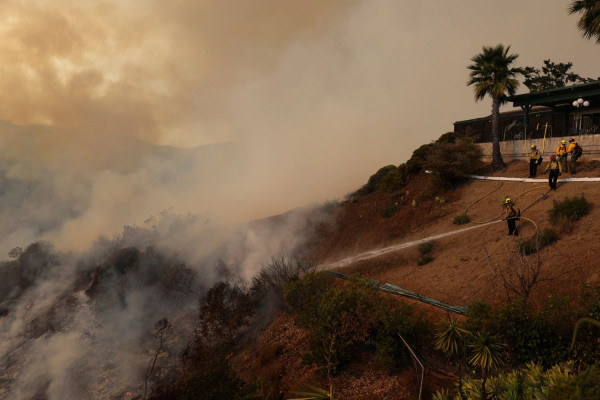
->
xmin=467 ymin=44 xmax=521 ymax=171
xmin=521 ymin=59 xmax=594 ymax=92
xmin=569 ymin=0 xmax=600 ymax=43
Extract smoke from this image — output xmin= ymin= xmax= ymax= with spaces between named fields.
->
xmin=1 ymin=1 xmax=599 ymax=398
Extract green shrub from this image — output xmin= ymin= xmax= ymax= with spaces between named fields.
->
xmin=374 ymin=299 xmax=431 ymax=369
xmin=360 ymin=164 xmax=407 ymax=194
xmin=422 ymin=138 xmax=483 ymax=188
xmin=548 ymin=194 xmax=590 ymax=225
xmin=539 ymin=227 xmax=559 ymax=246
xmin=517 ymin=227 xmax=558 ymax=255
xmin=418 ymin=241 xmax=434 ymax=255
xmin=283 ymin=271 xmax=333 ymax=318
xmin=548 ymin=365 xmax=600 ymax=400
xmin=452 ymin=213 xmax=470 ymax=225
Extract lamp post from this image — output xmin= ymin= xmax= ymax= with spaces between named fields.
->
xmin=572 ymin=98 xmax=589 ymax=134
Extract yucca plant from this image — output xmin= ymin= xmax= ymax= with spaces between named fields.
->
xmin=435 ymin=317 xmax=469 ymax=398
xmin=468 ymin=331 xmax=505 ymax=400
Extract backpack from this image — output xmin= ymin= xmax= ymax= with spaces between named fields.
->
xmin=575 ymin=143 xmax=583 ymax=155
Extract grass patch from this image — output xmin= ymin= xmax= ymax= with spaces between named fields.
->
xmin=452 ymin=214 xmax=470 ymax=225
xmin=548 ymin=194 xmax=590 ymax=225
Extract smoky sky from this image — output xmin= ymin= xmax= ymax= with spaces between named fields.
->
xmin=0 ymin=0 xmax=599 ymax=252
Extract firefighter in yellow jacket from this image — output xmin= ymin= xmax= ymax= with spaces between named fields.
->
xmin=567 ymin=137 xmax=581 ymax=174
xmin=504 ymin=197 xmax=520 ymax=236
xmin=529 ymin=144 xmax=541 ymax=177
xmin=544 ymin=154 xmax=560 ymax=190
xmin=556 ymin=139 xmax=568 ymax=173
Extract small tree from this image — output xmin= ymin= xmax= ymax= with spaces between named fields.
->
xmin=521 ymin=59 xmax=593 ymax=92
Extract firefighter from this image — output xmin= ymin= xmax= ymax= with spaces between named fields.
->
xmin=567 ymin=137 xmax=581 ymax=174
xmin=556 ymin=139 xmax=568 ymax=173
xmin=529 ymin=144 xmax=541 ymax=177
xmin=544 ymin=154 xmax=560 ymax=190
xmin=504 ymin=197 xmax=520 ymax=236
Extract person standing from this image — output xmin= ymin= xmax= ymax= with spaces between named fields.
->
xmin=567 ymin=137 xmax=582 ymax=174
xmin=529 ymin=144 xmax=541 ymax=177
xmin=544 ymin=154 xmax=560 ymax=190
xmin=556 ymin=139 xmax=568 ymax=173
xmin=504 ymin=198 xmax=520 ymax=236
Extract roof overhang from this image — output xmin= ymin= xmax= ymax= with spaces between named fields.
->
xmin=507 ymin=81 xmax=600 ymax=108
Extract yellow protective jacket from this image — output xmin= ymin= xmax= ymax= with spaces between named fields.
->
xmin=567 ymin=142 xmax=579 ymax=153
xmin=506 ymin=203 xmax=520 ymax=219
xmin=530 ymin=149 xmax=541 ymax=160
xmin=545 ymin=159 xmax=560 ymax=171
xmin=556 ymin=144 xmax=568 ymax=156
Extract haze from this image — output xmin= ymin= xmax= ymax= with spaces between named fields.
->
xmin=0 ymin=0 xmax=598 ymax=253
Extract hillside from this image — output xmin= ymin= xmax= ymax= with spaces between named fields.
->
xmin=232 ymin=158 xmax=600 ymax=399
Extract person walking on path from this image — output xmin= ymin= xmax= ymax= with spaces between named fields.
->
xmin=529 ymin=144 xmax=542 ymax=177
xmin=567 ymin=137 xmax=582 ymax=174
xmin=504 ymin=197 xmax=520 ymax=236
xmin=544 ymin=154 xmax=560 ymax=190
xmin=556 ymin=139 xmax=568 ymax=173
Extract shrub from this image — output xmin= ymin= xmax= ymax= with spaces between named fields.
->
xmin=406 ymin=143 xmax=434 ymax=173
xmin=422 ymin=138 xmax=483 ymax=188
xmin=418 ymin=241 xmax=434 ymax=255
xmin=283 ymin=271 xmax=333 ymax=318
xmin=517 ymin=227 xmax=558 ymax=255
xmin=452 ymin=213 xmax=470 ymax=225
xmin=360 ymin=164 xmax=407 ymax=194
xmin=548 ymin=194 xmax=590 ymax=225
xmin=548 ymin=365 xmax=600 ymax=400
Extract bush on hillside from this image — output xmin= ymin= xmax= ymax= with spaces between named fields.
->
xmin=548 ymin=365 xmax=600 ymax=400
xmin=284 ymin=274 xmax=430 ymax=374
xmin=406 ymin=143 xmax=434 ymax=173
xmin=548 ymin=194 xmax=590 ymax=225
xmin=359 ymin=164 xmax=408 ymax=194
xmin=418 ymin=241 xmax=435 ymax=255
xmin=422 ymin=138 xmax=483 ymax=188
xmin=464 ymin=298 xmax=573 ymax=367
xmin=452 ymin=213 xmax=470 ymax=225
xmin=517 ymin=227 xmax=558 ymax=255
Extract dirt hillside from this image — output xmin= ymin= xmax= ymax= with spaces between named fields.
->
xmin=234 ymin=158 xmax=600 ymax=399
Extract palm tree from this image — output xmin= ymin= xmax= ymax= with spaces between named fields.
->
xmin=434 ymin=318 xmax=469 ymax=398
xmin=467 ymin=44 xmax=521 ymax=171
xmin=468 ymin=331 xmax=504 ymax=400
xmin=569 ymin=0 xmax=600 ymax=43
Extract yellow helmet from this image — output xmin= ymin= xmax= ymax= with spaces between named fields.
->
xmin=531 ymin=144 xmax=536 ymax=149
xmin=561 ymin=140 xmax=566 ymax=144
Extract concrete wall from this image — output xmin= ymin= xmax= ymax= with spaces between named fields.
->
xmin=477 ymin=133 xmax=600 ymax=162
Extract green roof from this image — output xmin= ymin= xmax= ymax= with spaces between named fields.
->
xmin=507 ymin=80 xmax=600 ymax=107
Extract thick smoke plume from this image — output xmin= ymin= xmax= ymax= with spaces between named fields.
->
xmin=1 ymin=1 xmax=599 ymax=399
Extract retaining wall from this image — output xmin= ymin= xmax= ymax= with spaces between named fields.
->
xmin=477 ymin=133 xmax=600 ymax=162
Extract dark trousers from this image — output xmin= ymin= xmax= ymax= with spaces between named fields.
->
xmin=529 ymin=159 xmax=538 ymax=177
xmin=570 ymin=153 xmax=580 ymax=174
xmin=507 ymin=218 xmax=518 ymax=235
xmin=549 ymin=169 xmax=559 ymax=189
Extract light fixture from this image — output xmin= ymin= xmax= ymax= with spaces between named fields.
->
xmin=573 ymin=98 xmax=590 ymax=107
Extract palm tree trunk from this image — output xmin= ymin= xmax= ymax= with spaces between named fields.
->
xmin=491 ymin=96 xmax=504 ymax=170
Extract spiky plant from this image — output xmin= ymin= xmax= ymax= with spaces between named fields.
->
xmin=435 ymin=317 xmax=469 ymax=357
xmin=468 ymin=331 xmax=505 ymax=400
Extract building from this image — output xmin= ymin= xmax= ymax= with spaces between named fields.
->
xmin=454 ymin=81 xmax=600 ymax=143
